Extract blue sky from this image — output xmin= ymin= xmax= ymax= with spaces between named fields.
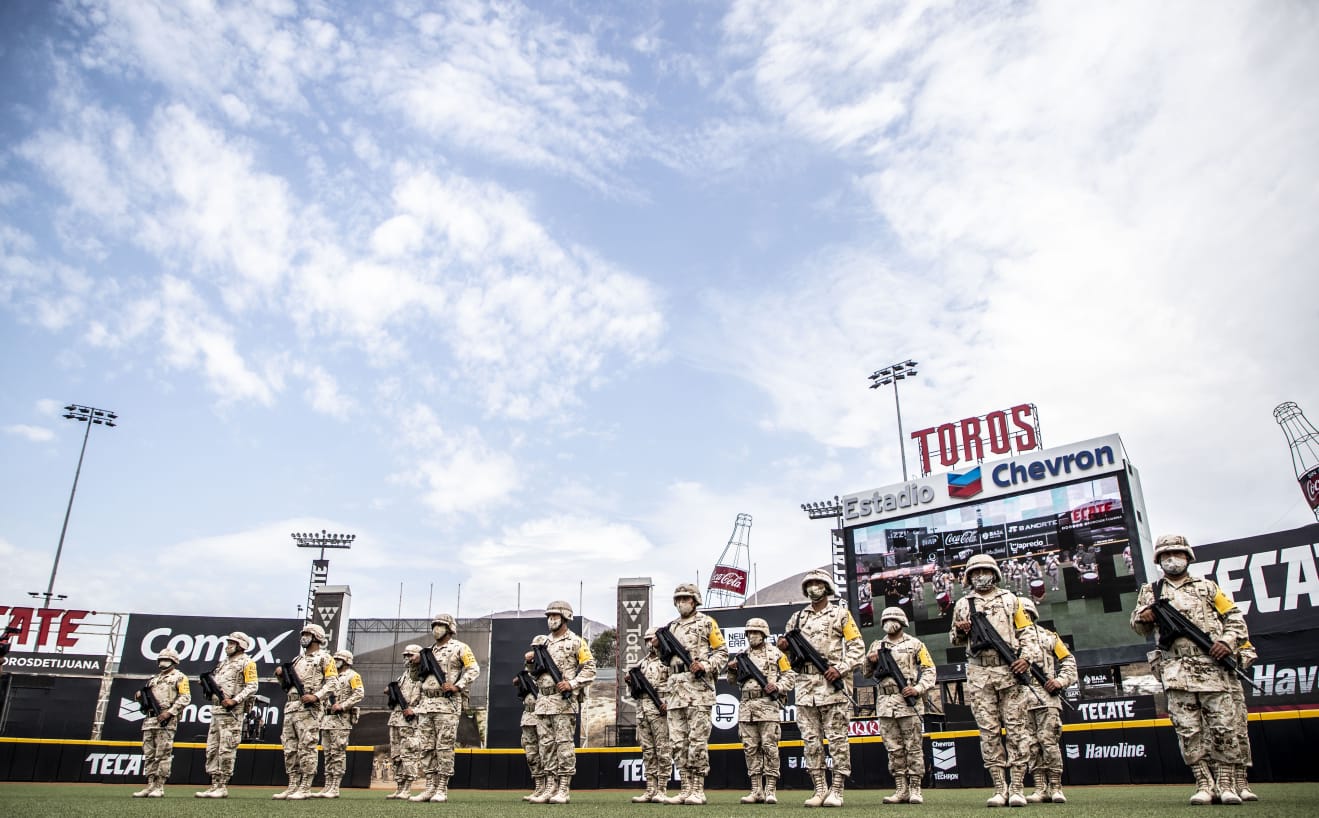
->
xmin=2 ymin=0 xmax=1316 ymax=623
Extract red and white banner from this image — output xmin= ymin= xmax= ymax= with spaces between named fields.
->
xmin=0 ymin=605 xmax=119 ymax=675
xmin=708 ymin=566 xmax=747 ymax=596
xmin=1300 ymin=465 xmax=1319 ymax=512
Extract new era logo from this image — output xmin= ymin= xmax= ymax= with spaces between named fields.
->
xmin=947 ymin=467 xmax=983 ymax=499
xmin=622 ymin=601 xmax=644 ymax=621
xmin=932 ymin=743 xmax=957 ymax=771
xmin=1065 ymin=745 xmax=1080 ymax=760
xmin=118 ymin=698 xmax=145 ymax=722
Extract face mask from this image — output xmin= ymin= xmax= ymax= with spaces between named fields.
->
xmin=971 ymin=571 xmax=995 ymax=591
xmin=547 ymin=615 xmax=563 ymax=631
xmin=335 ymin=659 xmax=346 ymax=672
xmin=676 ymin=600 xmax=695 ymax=617
xmin=884 ymin=622 xmax=902 ymax=635
xmin=748 ymin=633 xmax=765 ymax=648
xmin=406 ymin=653 xmax=420 ymax=666
xmin=433 ymin=625 xmax=448 ymax=639
xmin=158 ymin=660 xmax=173 ymax=670
xmin=805 ymin=583 xmax=827 ymax=601
xmin=300 ymin=636 xmax=313 ymax=648
xmin=647 ymin=639 xmax=658 ymax=654
xmin=225 ymin=643 xmax=239 ymax=656
xmin=1160 ymin=555 xmax=1189 ymax=576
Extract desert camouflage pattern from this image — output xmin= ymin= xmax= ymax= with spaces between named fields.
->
xmin=418 ymin=711 xmax=461 ymax=778
xmin=1231 ymin=642 xmax=1256 ymax=766
xmin=787 ymin=604 xmax=865 ymax=707
xmin=321 ymin=666 xmax=365 ymax=782
xmin=739 ymin=720 xmax=783 ymax=777
xmin=530 ymin=630 xmax=597 ymax=715
xmin=140 ymin=668 xmax=191 ymax=779
xmin=663 ymin=610 xmax=727 ymax=777
xmin=282 ymin=649 xmax=338 ymax=713
xmin=280 ymin=649 xmax=339 ymax=784
xmin=415 ymin=638 xmax=480 ymax=714
xmin=952 ymin=588 xmax=1033 ymax=771
xmin=864 ymin=633 xmax=936 ymax=718
xmin=635 ymin=652 xmax=672 ymax=782
xmin=520 ymin=693 xmax=542 ymax=778
xmin=537 ymin=713 xmax=577 ymax=777
xmin=1166 ymin=689 xmax=1246 ymax=764
xmin=387 ymin=669 xmax=424 ymax=727
xmin=725 ymin=643 xmax=795 ymax=722
xmin=797 ymin=701 xmax=852 ymax=775
xmin=388 ymin=669 xmax=423 ymax=784
xmin=878 ymin=713 xmax=925 ymax=779
xmin=1018 ymin=624 xmax=1077 ymax=711
xmin=203 ymin=651 xmax=258 ymax=780
xmin=1132 ymin=575 xmax=1248 ymax=692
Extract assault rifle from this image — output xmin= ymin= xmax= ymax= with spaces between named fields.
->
xmin=625 ymin=666 xmax=666 ymax=712
xmin=1149 ymin=581 xmax=1260 ymax=692
xmin=966 ymin=599 xmax=1044 ymax=706
xmin=418 ymin=647 xmax=453 ymax=696
xmin=1024 ymin=661 xmax=1074 ymax=711
xmin=386 ymin=681 xmax=416 ymax=721
xmin=871 ymin=643 xmax=918 ymax=708
xmin=514 ymin=670 xmax=539 ymax=701
xmin=531 ymin=643 xmax=572 ymax=700
xmin=137 ymin=683 xmax=164 ymax=718
xmin=782 ymin=628 xmax=846 ymax=693
xmin=198 ymin=671 xmax=231 ymax=708
xmin=277 ymin=660 xmax=306 ymax=697
xmin=654 ymin=626 xmax=704 ymax=678
xmin=733 ymin=652 xmax=784 ymax=703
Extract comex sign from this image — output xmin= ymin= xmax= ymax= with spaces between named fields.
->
xmin=139 ymin=626 xmax=293 ymax=666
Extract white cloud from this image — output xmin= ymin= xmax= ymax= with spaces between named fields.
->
xmin=4 ymin=425 xmax=55 ymax=443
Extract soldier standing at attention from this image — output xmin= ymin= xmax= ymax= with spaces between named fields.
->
xmin=950 ymin=553 xmax=1033 ymax=807
xmin=780 ymin=569 xmax=865 ymax=808
xmin=1016 ymin=598 xmax=1077 ymax=804
xmin=132 ymin=648 xmax=191 ymax=798
xmin=519 ymin=635 xmax=549 ymax=802
xmin=1132 ymin=535 xmax=1249 ymax=805
xmin=314 ymin=649 xmax=365 ymax=798
xmin=726 ymin=617 xmax=795 ymax=805
xmin=865 ymin=607 xmax=935 ymax=806
xmin=195 ymin=632 xmax=259 ymax=799
xmin=629 ymin=627 xmax=673 ymax=804
xmin=527 ymin=600 xmax=597 ymax=804
xmin=273 ymin=623 xmax=338 ymax=800
xmin=661 ymin=583 xmax=728 ymax=806
xmin=410 ymin=613 xmax=480 ymax=803
xmin=385 ymin=644 xmax=425 ymax=800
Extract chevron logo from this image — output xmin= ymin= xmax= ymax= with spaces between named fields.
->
xmin=1065 ymin=744 xmax=1080 ymax=760
xmin=932 ymin=743 xmax=956 ymax=771
xmin=622 ymin=601 xmax=644 ymax=621
xmin=118 ymin=697 xmax=146 ymax=723
xmin=947 ymin=467 xmax=983 ymax=499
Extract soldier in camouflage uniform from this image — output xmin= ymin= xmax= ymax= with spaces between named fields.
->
xmin=313 ymin=649 xmax=365 ymax=798
xmin=628 ymin=627 xmax=673 ymax=804
xmin=385 ymin=644 xmax=424 ymax=799
xmin=272 ymin=622 xmax=339 ymax=800
xmin=1227 ymin=641 xmax=1258 ymax=801
xmin=781 ymin=568 xmax=865 ymax=808
xmin=661 ymin=583 xmax=728 ymax=806
xmin=527 ymin=600 xmax=597 ymax=805
xmin=950 ymin=553 xmax=1034 ymax=807
xmin=195 ymin=632 xmax=260 ymax=799
xmin=864 ymin=606 xmax=935 ymax=805
xmin=726 ymin=617 xmax=795 ymax=804
xmin=519 ymin=635 xmax=548 ymax=802
xmin=132 ymin=648 xmax=191 ymax=798
xmin=1132 ymin=535 xmax=1250 ymax=806
xmin=410 ymin=612 xmax=480 ymax=803
xmin=1016 ymin=597 xmax=1077 ymax=804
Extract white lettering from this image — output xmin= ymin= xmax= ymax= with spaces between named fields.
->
xmin=1280 ymin=544 xmax=1319 ymax=611
xmin=1216 ymin=555 xmax=1248 ymax=614
xmin=1248 ymin=551 xmax=1280 ymax=613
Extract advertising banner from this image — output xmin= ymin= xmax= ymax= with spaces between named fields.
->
xmin=0 ymin=605 xmax=119 ymax=676
xmin=708 ymin=566 xmax=747 ymax=596
xmin=118 ymin=614 xmax=302 ymax=677
xmin=98 ymin=676 xmax=288 ymax=742
xmin=615 ymin=579 xmax=653 ymax=726
xmin=310 ymin=586 xmax=350 ymax=654
xmin=1191 ymin=523 xmax=1319 ymax=633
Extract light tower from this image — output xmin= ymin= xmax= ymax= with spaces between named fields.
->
xmin=868 ymin=360 xmax=919 ymax=481
xmin=291 ymin=530 xmax=356 ymax=622
xmin=1274 ymin=402 xmax=1319 ymax=522
xmin=706 ymin=513 xmax=753 ymax=608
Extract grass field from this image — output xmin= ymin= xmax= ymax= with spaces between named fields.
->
xmin=2 ymin=783 xmax=1318 ymax=818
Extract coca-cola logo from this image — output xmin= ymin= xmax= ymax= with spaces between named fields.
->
xmin=709 ymin=568 xmax=747 ymax=594
xmin=1303 ymin=467 xmax=1319 ymax=510
xmin=944 ymin=531 xmax=979 ymax=546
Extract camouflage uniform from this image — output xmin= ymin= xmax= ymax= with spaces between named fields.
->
xmin=275 ymin=639 xmax=338 ymax=800
xmin=864 ymin=610 xmax=935 ymax=804
xmin=787 ymin=569 xmax=865 ymax=808
xmin=628 ymin=634 xmax=672 ymax=803
xmin=950 ymin=554 xmax=1033 ymax=806
xmin=315 ymin=650 xmax=365 ymax=797
xmin=411 ymin=615 xmax=480 ymax=803
xmin=1017 ymin=611 xmax=1077 ymax=803
xmin=661 ymin=584 xmax=728 ymax=805
xmin=132 ymin=652 xmax=191 ymax=797
xmin=1228 ymin=642 xmax=1258 ymax=800
xmin=386 ymin=651 xmax=424 ymax=798
xmin=528 ymin=604 xmax=597 ymax=805
xmin=1132 ymin=535 xmax=1249 ymax=805
xmin=519 ymin=680 xmax=542 ymax=795
xmin=197 ymin=633 xmax=259 ymax=798
xmin=726 ymin=618 xmax=795 ymax=804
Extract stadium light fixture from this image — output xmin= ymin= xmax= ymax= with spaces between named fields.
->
xmin=868 ymin=359 xmax=919 ymax=481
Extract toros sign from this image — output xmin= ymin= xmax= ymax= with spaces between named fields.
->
xmin=911 ymin=403 xmax=1041 ymax=475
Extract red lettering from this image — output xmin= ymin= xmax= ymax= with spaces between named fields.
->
xmin=937 ymin=424 xmax=958 ymax=467
xmin=911 ymin=427 xmax=937 ymax=475
xmin=57 ymin=610 xmax=89 ymax=648
xmin=986 ymin=411 xmax=1010 ymax=454
xmin=35 ymin=609 xmax=61 ymax=647
xmin=960 ymin=417 xmax=983 ymax=463
xmin=1011 ymin=404 xmax=1037 ymax=450
xmin=7 ymin=607 xmax=33 ymax=642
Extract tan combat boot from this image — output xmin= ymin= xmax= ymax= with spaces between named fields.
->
xmin=526 ymin=774 xmax=547 ymax=802
xmin=1007 ymin=767 xmax=1027 ymax=807
xmin=663 ymin=771 xmax=691 ymax=805
xmin=1189 ymin=761 xmax=1215 ymax=806
xmin=132 ymin=776 xmax=154 ymax=798
xmin=194 ymin=780 xmax=217 ymax=799
xmin=908 ymin=774 xmax=925 ymax=805
xmin=430 ymin=776 xmax=451 ymax=803
xmin=1025 ymin=768 xmax=1048 ymax=804
xmin=530 ymin=772 xmax=557 ymax=804
xmin=286 ymin=776 xmax=313 ymax=801
xmin=1237 ymin=767 xmax=1258 ymax=802
xmin=764 ymin=776 xmax=779 ymax=804
xmin=1048 ymin=770 xmax=1066 ymax=804
xmin=822 ymin=773 xmax=845 ymax=807
xmin=652 ymin=772 xmax=670 ymax=803
xmin=549 ymin=774 xmax=573 ymax=804
xmin=804 ymin=771 xmax=828 ymax=807
xmin=633 ymin=775 xmax=658 ymax=803
xmin=1216 ymin=764 xmax=1241 ymax=806
xmin=741 ymin=774 xmax=764 ymax=804
xmin=147 ymin=775 xmax=166 ymax=797
xmin=210 ymin=777 xmax=230 ymax=799
xmin=987 ymin=767 xmax=1008 ymax=807
xmin=883 ymin=773 xmax=910 ymax=804
xmin=272 ymin=775 xmax=299 ymax=800
xmin=317 ymin=778 xmax=341 ymax=798
xmin=386 ymin=777 xmax=409 ymax=799
xmin=684 ymin=774 xmax=707 ymax=806
xmin=410 ymin=773 xmax=439 ymax=802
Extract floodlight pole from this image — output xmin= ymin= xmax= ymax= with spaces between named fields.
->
xmin=39 ymin=404 xmax=117 ymax=608
xmin=868 ymin=360 xmax=920 ymax=482
xmin=291 ymin=529 xmax=356 ymax=622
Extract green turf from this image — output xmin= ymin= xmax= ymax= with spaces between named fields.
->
xmin=2 ymin=783 xmax=1318 ymax=818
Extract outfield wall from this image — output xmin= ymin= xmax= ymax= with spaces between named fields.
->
xmin=3 ymin=708 xmax=1315 ymax=789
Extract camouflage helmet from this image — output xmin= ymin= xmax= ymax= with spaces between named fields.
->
xmin=801 ymin=568 xmax=837 ymax=598
xmin=531 ymin=634 xmax=549 ymax=646
xmin=1154 ymin=534 xmax=1195 ymax=562
xmin=226 ymin=631 xmax=253 ymax=651
xmin=1018 ymin=597 xmax=1039 ymax=621
xmin=156 ymin=648 xmax=182 ymax=664
xmin=880 ymin=606 xmax=909 ymax=627
xmin=402 ymin=644 xmax=422 ymax=656
xmin=301 ymin=623 xmax=327 ymax=643
xmin=545 ymin=600 xmax=574 ymax=621
xmin=431 ymin=612 xmax=458 ymax=632
xmin=964 ymin=553 xmax=1002 ymax=584
xmin=673 ymin=583 xmax=703 ymax=606
xmin=744 ymin=617 xmax=771 ymax=636
xmin=643 ymin=627 xmax=657 ymax=640
xmin=333 ymin=650 xmax=354 ymax=666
